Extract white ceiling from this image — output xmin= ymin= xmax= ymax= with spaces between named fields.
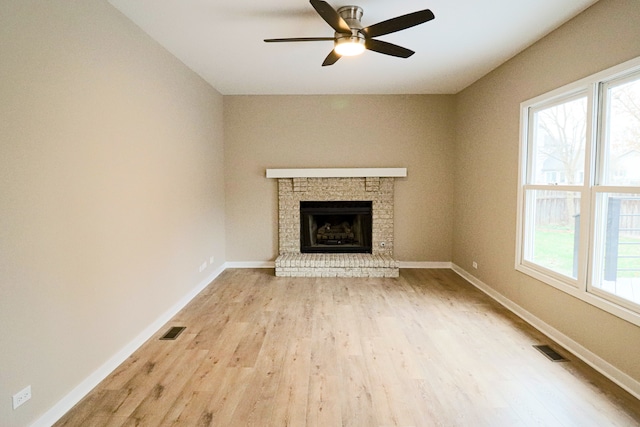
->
xmin=107 ymin=0 xmax=598 ymax=95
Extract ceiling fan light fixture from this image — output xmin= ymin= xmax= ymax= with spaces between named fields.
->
xmin=334 ymin=35 xmax=366 ymax=56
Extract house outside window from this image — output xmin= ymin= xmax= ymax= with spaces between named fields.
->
xmin=517 ymin=56 xmax=640 ymax=325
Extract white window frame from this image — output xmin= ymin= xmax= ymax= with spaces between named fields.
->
xmin=516 ymin=55 xmax=640 ymax=327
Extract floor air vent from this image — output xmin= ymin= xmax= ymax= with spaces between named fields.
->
xmin=533 ymin=344 xmax=567 ymax=362
xmin=160 ymin=326 xmax=186 ymax=340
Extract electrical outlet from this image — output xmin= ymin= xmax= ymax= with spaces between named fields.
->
xmin=13 ymin=385 xmax=31 ymax=410
xmin=472 ymin=261 xmax=478 ymax=269
xmin=198 ymin=261 xmax=207 ymax=272
xmin=209 ymin=256 xmax=215 ymax=265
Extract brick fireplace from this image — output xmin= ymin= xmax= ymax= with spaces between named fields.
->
xmin=267 ymin=168 xmax=405 ymax=277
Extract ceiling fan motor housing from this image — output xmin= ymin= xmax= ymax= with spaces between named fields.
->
xmin=337 ymin=6 xmax=364 ymax=32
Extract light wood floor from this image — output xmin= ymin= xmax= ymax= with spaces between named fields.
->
xmin=56 ymin=268 xmax=640 ymax=426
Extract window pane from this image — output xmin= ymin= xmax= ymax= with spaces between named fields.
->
xmin=524 ymin=190 xmax=581 ymax=278
xmin=592 ymin=193 xmax=640 ymax=306
xmin=530 ymin=96 xmax=587 ymax=185
xmin=602 ymin=76 xmax=640 ymax=186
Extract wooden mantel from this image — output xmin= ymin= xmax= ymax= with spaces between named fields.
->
xmin=266 ymin=168 xmax=407 ymax=179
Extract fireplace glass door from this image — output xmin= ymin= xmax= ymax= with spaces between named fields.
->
xmin=300 ymin=201 xmax=372 ymax=253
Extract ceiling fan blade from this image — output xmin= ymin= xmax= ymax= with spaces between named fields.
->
xmin=322 ymin=50 xmax=341 ymax=66
xmin=264 ymin=37 xmax=335 ymax=43
xmin=310 ymin=0 xmax=352 ymax=34
xmin=363 ymin=9 xmax=434 ymax=38
xmin=365 ymin=39 xmax=414 ymax=58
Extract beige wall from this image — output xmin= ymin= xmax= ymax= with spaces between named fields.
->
xmin=453 ymin=0 xmax=640 ymax=386
xmin=223 ymin=95 xmax=456 ymax=263
xmin=0 ymin=1 xmax=225 ymax=425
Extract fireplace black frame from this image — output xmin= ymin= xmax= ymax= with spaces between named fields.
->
xmin=300 ymin=201 xmax=372 ymax=254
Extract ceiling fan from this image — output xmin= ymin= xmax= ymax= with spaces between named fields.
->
xmin=264 ymin=0 xmax=435 ymax=66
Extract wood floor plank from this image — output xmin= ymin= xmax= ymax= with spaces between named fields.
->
xmin=190 ymin=321 xmax=249 ymax=377
xmin=338 ymin=354 xmax=377 ymax=427
xmin=361 ymin=337 xmax=418 ymax=426
xmin=270 ymin=337 xmax=312 ymax=426
xmin=198 ymin=366 xmax=254 ymax=425
xmin=227 ymin=311 xmax=273 ymax=368
xmin=309 ymin=313 xmax=339 ymax=380
xmin=160 ymin=390 xmax=215 ymax=426
xmin=102 ymin=340 xmax=194 ymax=418
xmin=120 ymin=348 xmax=210 ymax=426
xmin=335 ymin=304 xmax=364 ymax=357
xmin=306 ymin=373 xmax=341 ymax=427
xmin=56 ymin=269 xmax=640 ymax=426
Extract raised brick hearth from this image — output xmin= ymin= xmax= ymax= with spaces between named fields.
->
xmin=267 ymin=168 xmax=405 ymax=277
xmin=275 ymin=254 xmax=398 ymax=277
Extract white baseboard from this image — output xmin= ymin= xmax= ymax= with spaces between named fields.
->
xmin=226 ymin=261 xmax=452 ymax=270
xmin=399 ymin=261 xmax=452 ymax=269
xmin=225 ymin=261 xmax=275 ymax=269
xmin=451 ymin=263 xmax=640 ymax=401
xmin=33 ymin=264 xmax=226 ymax=427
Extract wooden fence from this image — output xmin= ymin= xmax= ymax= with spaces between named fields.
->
xmin=536 ymin=193 xmax=640 ymax=237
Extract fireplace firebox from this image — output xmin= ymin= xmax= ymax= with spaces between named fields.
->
xmin=300 ymin=201 xmax=372 ymax=253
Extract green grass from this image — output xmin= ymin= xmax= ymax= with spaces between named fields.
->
xmin=532 ymin=227 xmax=576 ymax=277
xmin=533 ymin=227 xmax=640 ymax=278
